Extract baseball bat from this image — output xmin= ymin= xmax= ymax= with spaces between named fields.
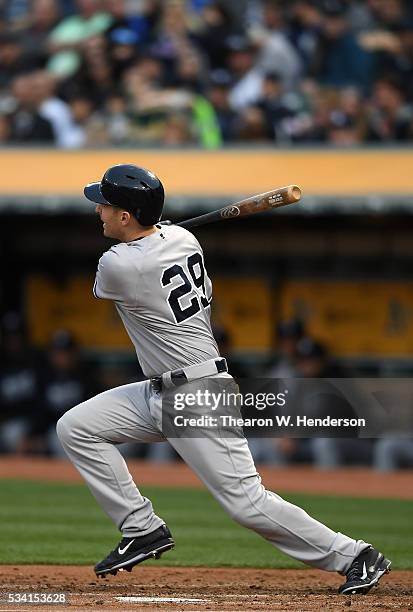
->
xmin=163 ymin=185 xmax=301 ymax=229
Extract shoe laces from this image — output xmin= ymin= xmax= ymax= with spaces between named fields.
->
xmin=346 ymin=558 xmax=363 ymax=582
xmin=346 ymin=547 xmax=373 ymax=582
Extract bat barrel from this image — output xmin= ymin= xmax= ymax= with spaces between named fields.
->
xmin=165 ymin=184 xmax=302 ymax=228
xmin=288 ymin=185 xmax=302 ymax=202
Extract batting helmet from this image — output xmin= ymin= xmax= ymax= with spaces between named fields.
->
xmin=84 ymin=164 xmax=165 ymax=226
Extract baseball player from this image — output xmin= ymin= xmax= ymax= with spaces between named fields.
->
xmin=56 ymin=164 xmax=390 ymax=595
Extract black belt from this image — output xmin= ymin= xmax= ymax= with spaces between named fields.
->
xmin=150 ymin=358 xmax=227 ymax=393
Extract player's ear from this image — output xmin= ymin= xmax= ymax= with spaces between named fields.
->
xmin=120 ymin=210 xmax=131 ymax=225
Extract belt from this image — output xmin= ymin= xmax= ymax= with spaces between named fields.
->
xmin=150 ymin=358 xmax=227 ymax=393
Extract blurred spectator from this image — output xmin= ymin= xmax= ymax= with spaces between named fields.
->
xmin=47 ymin=0 xmax=113 ymax=78
xmin=172 ymin=52 xmax=205 ymax=92
xmin=0 ymin=114 xmax=11 ymax=142
xmin=373 ymin=438 xmax=413 ymax=471
xmin=266 ymin=318 xmax=304 ymax=378
xmin=31 ymin=70 xmax=80 ymax=147
xmin=79 ymin=93 xmax=132 ymax=146
xmin=250 ymin=0 xmax=302 ymax=88
xmin=19 ymin=0 xmax=61 ymax=66
xmin=25 ymin=330 xmax=97 ymax=455
xmin=284 ymin=77 xmax=331 ymax=142
xmin=313 ymin=1 xmax=374 ymax=90
xmin=194 ymin=1 xmax=234 ymax=70
xmin=249 ymin=318 xmax=305 ymax=464
xmin=104 ymin=93 xmax=132 ymax=144
xmin=256 ymin=72 xmax=303 ymax=140
xmin=233 ymin=105 xmax=269 ymax=141
xmin=0 ymin=33 xmax=38 ymax=90
xmin=0 ymin=313 xmax=41 ymax=453
xmin=206 ymin=78 xmax=238 ymax=141
xmin=67 ymin=94 xmax=106 ymax=146
xmin=295 ymin=336 xmax=343 ymax=377
xmin=326 ymin=86 xmax=366 ymax=144
xmin=253 ymin=336 xmax=373 ymax=467
xmin=150 ymin=0 xmax=197 ymax=69
xmin=72 ymin=93 xmax=131 ymax=147
xmin=367 ymin=0 xmax=410 ymax=31
xmin=2 ymin=0 xmax=32 ymax=26
xmin=107 ymin=26 xmax=140 ymax=79
xmin=366 ymin=77 xmax=412 ymax=141
xmin=294 ymin=337 xmax=372 ymax=469
xmin=252 ymin=321 xmax=304 ymax=464
xmin=162 ymin=112 xmax=193 ymax=145
xmin=289 ymin=1 xmax=324 ymax=70
xmin=191 ymin=94 xmax=222 ymax=148
xmin=8 ymin=74 xmax=54 ymax=143
xmin=227 ymin=36 xmax=263 ymax=111
xmin=396 ymin=26 xmax=413 ymax=100
xmin=248 ymin=435 xmax=288 ymax=466
xmin=63 ymin=34 xmax=115 ymax=106
xmin=327 ymin=111 xmax=361 ymax=145
xmin=105 ymin=0 xmax=160 ymax=49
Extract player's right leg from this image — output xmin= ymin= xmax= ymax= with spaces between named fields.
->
xmin=159 ymin=375 xmax=390 ymax=592
xmin=56 ymin=380 xmax=174 ymax=576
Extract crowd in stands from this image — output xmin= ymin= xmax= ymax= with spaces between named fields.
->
xmin=1 ymin=310 xmax=412 ymax=471
xmin=1 ymin=0 xmax=413 ymax=147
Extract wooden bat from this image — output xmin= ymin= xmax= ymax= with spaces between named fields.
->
xmin=163 ymin=185 xmax=301 ymax=229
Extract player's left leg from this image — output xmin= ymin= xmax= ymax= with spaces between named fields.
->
xmin=57 ymin=380 xmax=165 ymax=536
xmin=56 ymin=380 xmax=175 ymax=576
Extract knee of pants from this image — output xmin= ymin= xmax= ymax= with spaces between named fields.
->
xmin=221 ymin=487 xmax=263 ymax=529
xmin=56 ymin=410 xmax=78 ymax=447
xmin=225 ymin=502 xmax=259 ymax=529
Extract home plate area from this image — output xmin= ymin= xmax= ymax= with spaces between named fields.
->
xmin=1 ymin=565 xmax=411 ymax=611
xmin=116 ymin=596 xmax=207 ymax=603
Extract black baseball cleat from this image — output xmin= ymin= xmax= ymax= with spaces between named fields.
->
xmin=339 ymin=546 xmax=391 ymax=595
xmin=94 ymin=524 xmax=175 ymax=578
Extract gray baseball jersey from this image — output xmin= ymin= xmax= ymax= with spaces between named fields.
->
xmin=93 ymin=224 xmax=219 ymax=377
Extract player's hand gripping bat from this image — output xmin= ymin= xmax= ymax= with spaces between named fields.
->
xmin=162 ymin=185 xmax=301 ymax=229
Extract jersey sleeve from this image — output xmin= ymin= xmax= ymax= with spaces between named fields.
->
xmin=93 ymin=248 xmax=134 ymax=303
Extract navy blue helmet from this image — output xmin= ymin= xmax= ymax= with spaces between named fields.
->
xmin=84 ymin=164 xmax=165 ymax=226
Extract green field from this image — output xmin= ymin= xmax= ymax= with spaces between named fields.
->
xmin=1 ymin=480 xmax=411 ymax=568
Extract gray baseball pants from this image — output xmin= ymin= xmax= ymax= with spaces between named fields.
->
xmin=56 ymin=376 xmax=368 ymax=573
